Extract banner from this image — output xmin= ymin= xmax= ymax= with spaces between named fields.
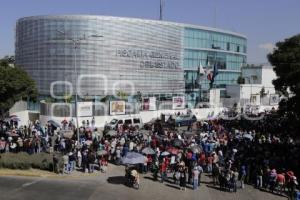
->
xmin=149 ymin=97 xmax=156 ymax=111
xmin=77 ymin=102 xmax=93 ymax=117
xmin=250 ymin=94 xmax=260 ymax=105
xmin=269 ymin=94 xmax=280 ymax=105
xmin=110 ymin=101 xmax=126 ymax=115
xmin=143 ymin=98 xmax=150 ymax=111
xmin=172 ymin=96 xmax=185 ymax=109
xmin=209 ymin=89 xmax=221 ymax=107
xmin=143 ymin=97 xmax=156 ymax=111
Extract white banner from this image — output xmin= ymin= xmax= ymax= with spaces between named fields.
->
xmin=77 ymin=102 xmax=93 ymax=117
xmin=209 ymin=89 xmax=221 ymax=107
xmin=149 ymin=97 xmax=156 ymax=111
xmin=172 ymin=96 xmax=185 ymax=110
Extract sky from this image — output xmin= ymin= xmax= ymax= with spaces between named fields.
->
xmin=0 ymin=0 xmax=299 ymax=64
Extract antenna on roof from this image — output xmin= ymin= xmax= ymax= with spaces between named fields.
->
xmin=160 ymin=0 xmax=164 ymax=20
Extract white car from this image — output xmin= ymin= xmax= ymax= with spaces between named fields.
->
xmin=105 ymin=117 xmax=143 ymax=130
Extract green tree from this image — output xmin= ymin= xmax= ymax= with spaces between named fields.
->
xmin=268 ymin=34 xmax=300 ymax=114
xmin=0 ymin=56 xmax=15 ymax=67
xmin=259 ymin=87 xmax=267 ymax=98
xmin=268 ymin=34 xmax=300 ymax=135
xmin=0 ymin=58 xmax=37 ymax=118
xmin=237 ymin=76 xmax=245 ymax=84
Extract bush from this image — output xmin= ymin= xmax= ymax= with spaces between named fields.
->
xmin=0 ymin=152 xmax=53 ymax=171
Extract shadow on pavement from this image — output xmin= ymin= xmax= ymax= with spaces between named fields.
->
xmin=200 ymin=180 xmax=214 ymax=184
xmin=165 ymin=183 xmax=180 ymax=190
xmin=143 ymin=176 xmax=158 ymax=182
xmin=107 ymin=176 xmax=126 ymax=185
xmin=258 ymin=188 xmax=288 ymax=198
xmin=206 ymin=184 xmax=225 ymax=192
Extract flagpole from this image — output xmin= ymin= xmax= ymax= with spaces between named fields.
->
xmin=197 ymin=59 xmax=202 ymax=106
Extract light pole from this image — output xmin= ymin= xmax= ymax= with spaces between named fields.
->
xmin=56 ymin=30 xmax=103 ymax=144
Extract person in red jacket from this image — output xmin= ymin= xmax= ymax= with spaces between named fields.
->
xmin=277 ymin=173 xmax=285 ymax=194
xmin=160 ymin=158 xmax=167 ymax=183
xmin=207 ymin=155 xmax=214 ymax=173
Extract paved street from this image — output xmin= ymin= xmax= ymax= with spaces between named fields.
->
xmin=0 ymin=165 xmax=287 ymax=200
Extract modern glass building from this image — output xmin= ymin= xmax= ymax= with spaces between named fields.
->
xmin=15 ymin=15 xmax=246 ymax=111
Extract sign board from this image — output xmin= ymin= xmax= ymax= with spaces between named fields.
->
xmin=172 ymin=96 xmax=185 ymax=110
xmin=250 ymin=94 xmax=260 ymax=106
xmin=149 ymin=97 xmax=156 ymax=111
xmin=143 ymin=97 xmax=156 ymax=111
xmin=110 ymin=101 xmax=126 ymax=115
xmin=269 ymin=94 xmax=280 ymax=105
xmin=209 ymin=89 xmax=221 ymax=107
xmin=77 ymin=102 xmax=93 ymax=117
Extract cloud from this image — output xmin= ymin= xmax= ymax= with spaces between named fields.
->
xmin=258 ymin=43 xmax=275 ymax=52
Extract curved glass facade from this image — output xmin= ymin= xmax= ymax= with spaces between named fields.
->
xmin=15 ymin=15 xmax=246 ymax=108
xmin=16 ymin=15 xmax=184 ymax=97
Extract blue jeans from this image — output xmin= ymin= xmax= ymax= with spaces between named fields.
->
xmin=88 ymin=164 xmax=94 ymax=173
xmin=256 ymin=176 xmax=263 ymax=188
xmin=193 ymin=179 xmax=199 ymax=190
xmin=64 ymin=164 xmax=70 ymax=174
xmin=207 ymin=164 xmax=212 ymax=173
xmin=161 ymin=172 xmax=166 ymax=183
xmin=143 ymin=165 xmax=147 ymax=173
xmin=69 ymin=161 xmax=76 ymax=172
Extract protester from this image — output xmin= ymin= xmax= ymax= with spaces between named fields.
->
xmin=0 ymin=112 xmax=299 ymax=196
xmin=192 ymin=166 xmax=200 ymax=190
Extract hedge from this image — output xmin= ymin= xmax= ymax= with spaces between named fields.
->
xmin=0 ymin=152 xmax=53 ymax=171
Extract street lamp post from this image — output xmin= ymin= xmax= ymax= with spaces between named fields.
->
xmin=56 ymin=30 xmax=103 ymax=144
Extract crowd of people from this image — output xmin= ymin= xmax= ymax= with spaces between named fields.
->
xmin=0 ymin=112 xmax=299 ymax=198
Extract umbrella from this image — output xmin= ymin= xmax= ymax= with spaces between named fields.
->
xmin=48 ymin=120 xmax=61 ymax=128
xmin=97 ymin=150 xmax=108 ymax=156
xmin=9 ymin=132 xmax=19 ymax=137
xmin=167 ymin=147 xmax=179 ymax=155
xmin=85 ymin=140 xmax=93 ymax=145
xmin=61 ymin=119 xmax=68 ymax=124
xmin=173 ymin=139 xmax=183 ymax=147
xmin=190 ymin=145 xmax=201 ymax=153
xmin=184 ymin=131 xmax=195 ymax=136
xmin=10 ymin=117 xmax=20 ymax=122
xmin=139 ymin=130 xmax=150 ymax=136
xmin=161 ymin=151 xmax=170 ymax=156
xmin=106 ymin=130 xmax=117 ymax=136
xmin=121 ymin=152 xmax=145 ymax=165
xmin=60 ymin=130 xmax=74 ymax=139
xmin=243 ymin=134 xmax=253 ymax=141
xmin=142 ymin=147 xmax=155 ymax=155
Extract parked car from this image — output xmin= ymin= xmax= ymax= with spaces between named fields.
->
xmin=175 ymin=114 xmax=197 ymax=127
xmin=104 ymin=117 xmax=143 ymax=130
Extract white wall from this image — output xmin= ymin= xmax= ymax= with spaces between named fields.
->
xmin=261 ymin=66 xmax=277 ymax=89
xmin=226 ymin=85 xmax=241 ymax=99
xmin=39 ymin=107 xmax=224 ymax=128
xmin=9 ymin=101 xmax=28 ymax=113
xmin=10 ymin=110 xmax=30 ymax=127
xmin=242 ymin=67 xmax=262 ymax=84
